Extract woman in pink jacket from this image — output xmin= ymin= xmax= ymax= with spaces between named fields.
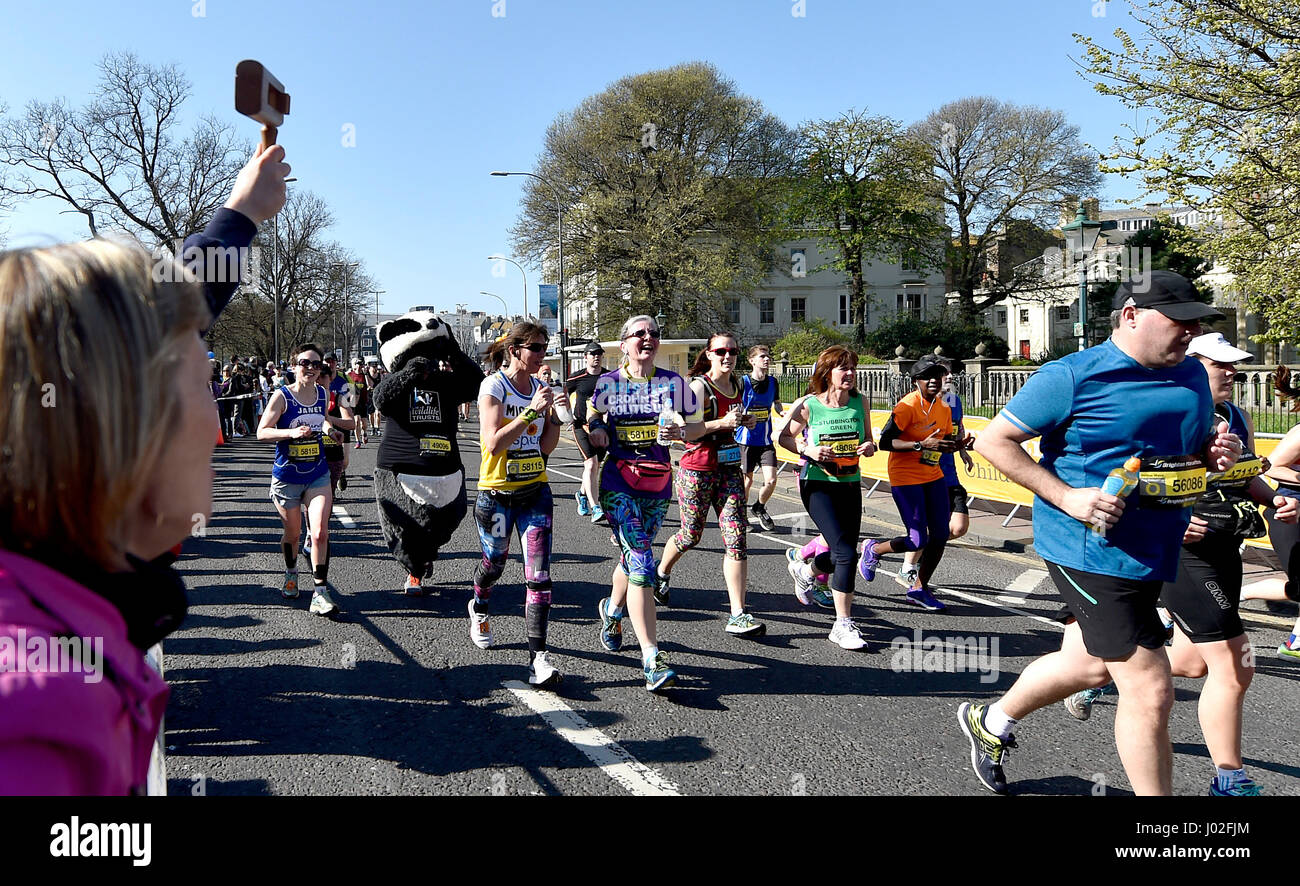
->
xmin=0 ymin=146 xmax=288 ymax=795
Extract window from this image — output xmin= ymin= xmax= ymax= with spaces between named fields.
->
xmin=759 ymin=298 xmax=775 ymax=325
xmin=839 ymin=293 xmax=850 ymax=326
xmin=1019 ymin=340 xmax=1031 ymax=359
xmin=725 ymin=298 xmax=740 ymax=325
xmin=900 ymin=249 xmax=921 ymax=271
xmin=897 ymin=291 xmax=923 ymax=317
xmin=791 ymin=297 xmax=806 ymax=324
xmin=1019 ymin=308 xmax=1030 ymax=324
xmin=996 ymin=309 xmax=1007 ymax=327
xmin=1055 ymin=306 xmax=1071 ymax=321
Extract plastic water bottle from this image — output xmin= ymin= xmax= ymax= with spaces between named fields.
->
xmin=551 ymin=381 xmax=573 ymax=425
xmin=1091 ymin=455 xmax=1141 ymax=535
xmin=657 ymin=400 xmax=679 ymax=445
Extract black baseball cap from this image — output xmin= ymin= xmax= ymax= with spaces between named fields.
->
xmin=584 ymin=342 xmax=605 ymax=354
xmin=910 ymin=354 xmax=949 ymax=379
xmin=1112 ymin=270 xmax=1224 ymax=322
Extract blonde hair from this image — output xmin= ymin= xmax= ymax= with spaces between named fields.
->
xmin=0 ymin=239 xmax=209 ymax=568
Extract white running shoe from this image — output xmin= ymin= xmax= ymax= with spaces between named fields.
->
xmin=468 ymin=598 xmax=493 ymax=649
xmin=528 ymin=651 xmax=562 ymax=688
xmin=309 ymin=585 xmax=338 ymax=616
xmin=829 ymin=618 xmax=867 ymax=650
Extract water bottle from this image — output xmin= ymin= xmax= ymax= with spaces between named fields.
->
xmin=657 ymin=400 xmax=679 ymax=445
xmin=551 ymin=381 xmax=573 ymax=425
xmin=1091 ymin=455 xmax=1141 ymax=535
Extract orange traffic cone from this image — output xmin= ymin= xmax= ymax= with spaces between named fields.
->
xmin=216 ymin=426 xmax=226 ymax=446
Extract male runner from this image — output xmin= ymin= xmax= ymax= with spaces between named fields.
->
xmin=957 ymin=271 xmax=1241 ymax=795
xmin=566 ymin=342 xmax=608 ymax=523
xmin=738 ymin=344 xmax=783 ymax=532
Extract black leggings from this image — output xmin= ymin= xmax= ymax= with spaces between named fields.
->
xmin=1267 ymin=493 xmax=1300 ymax=602
xmin=800 ymin=477 xmax=861 ymax=596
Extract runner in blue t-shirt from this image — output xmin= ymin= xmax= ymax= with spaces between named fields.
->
xmin=956 ymin=271 xmax=1243 ymax=796
xmin=736 ymin=344 xmax=783 ymax=532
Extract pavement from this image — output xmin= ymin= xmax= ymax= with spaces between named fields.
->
xmin=161 ymin=417 xmax=1300 ymax=796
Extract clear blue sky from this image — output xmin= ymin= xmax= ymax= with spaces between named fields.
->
xmin=1 ymin=0 xmax=1144 ymax=318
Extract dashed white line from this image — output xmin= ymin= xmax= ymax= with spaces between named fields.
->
xmin=503 ymin=681 xmax=682 ymax=796
xmin=332 ymin=505 xmax=355 ymax=528
xmin=996 ymin=568 xmax=1047 ymax=606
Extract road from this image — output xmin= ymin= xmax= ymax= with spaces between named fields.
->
xmin=163 ymin=418 xmax=1300 ymax=796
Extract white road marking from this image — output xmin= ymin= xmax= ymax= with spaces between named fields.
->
xmin=937 ymin=586 xmax=1066 ymax=629
xmin=332 ymin=506 xmax=355 ymax=528
xmin=996 ymin=568 xmax=1048 ymax=605
xmin=502 ymin=681 xmax=682 ymax=796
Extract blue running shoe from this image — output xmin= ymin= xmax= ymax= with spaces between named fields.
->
xmin=575 ymin=491 xmax=591 ymax=517
xmin=590 ymin=505 xmax=606 ymax=524
xmin=597 ymin=597 xmax=623 ymax=652
xmin=1209 ymin=776 xmax=1262 ymax=796
xmin=644 ymin=651 xmax=676 ymax=692
xmin=857 ymin=540 xmax=881 ymax=582
xmin=905 ymin=584 xmax=946 ymax=611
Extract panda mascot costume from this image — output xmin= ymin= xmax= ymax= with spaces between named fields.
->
xmin=372 ymin=311 xmax=485 ymax=593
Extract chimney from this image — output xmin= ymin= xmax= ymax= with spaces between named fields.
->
xmin=1082 ymin=197 xmax=1100 ymax=221
xmin=1060 ymin=194 xmax=1080 ymax=229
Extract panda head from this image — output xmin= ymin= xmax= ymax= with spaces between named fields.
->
xmin=377 ymin=310 xmax=452 ymax=372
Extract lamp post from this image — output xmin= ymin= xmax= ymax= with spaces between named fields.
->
xmin=487 ymin=254 xmax=529 ymax=319
xmin=271 ymin=177 xmax=298 ymax=365
xmin=1061 ymin=205 xmax=1102 ymax=352
xmin=491 ymin=170 xmax=566 ymax=387
xmin=365 ymin=289 xmax=386 ymax=359
xmin=331 ymin=261 xmax=360 ymax=362
xmin=479 ymin=290 xmax=509 ymax=318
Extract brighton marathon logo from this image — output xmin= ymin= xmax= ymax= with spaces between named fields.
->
xmin=889 ymin=629 xmax=1000 ymax=684
xmin=151 ymin=241 xmax=263 ymax=288
xmin=0 ymin=630 xmax=104 ymax=684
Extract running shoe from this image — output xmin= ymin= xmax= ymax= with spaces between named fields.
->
xmin=829 ymin=618 xmax=867 ymax=650
xmin=597 ymin=597 xmax=623 ymax=652
xmin=905 ymin=581 xmax=946 ymax=612
xmin=281 ymin=569 xmax=299 ymax=599
xmin=787 ymin=548 xmax=816 ymax=604
xmin=575 ymin=491 xmax=591 ymax=517
xmin=339 ymin=473 xmax=348 ymax=492
xmin=857 ymin=540 xmax=881 ymax=582
xmin=725 ymin=611 xmax=766 ymax=638
xmin=528 ymin=651 xmax=562 ymax=689
xmin=467 ymin=599 xmax=493 ymax=649
xmin=653 ymin=572 xmax=671 ymax=607
xmin=354 ymin=441 xmax=362 ymax=449
xmin=957 ymin=702 xmax=1016 ymax=795
xmin=590 ymin=505 xmax=606 ymax=524
xmin=1063 ymin=685 xmax=1108 ymax=721
xmin=752 ymin=502 xmax=776 ymax=533
xmin=1208 ymin=776 xmax=1262 ymax=796
xmin=643 ymin=651 xmax=676 ymax=692
xmin=1277 ymin=641 xmax=1300 ymax=661
xmin=609 ymin=533 xmax=620 ymax=547
xmin=403 ymin=574 xmax=423 ymax=597
xmin=809 ymin=582 xmax=835 ymax=610
xmin=309 ymin=584 xmax=339 ymax=617
xmin=302 ymin=534 xmax=312 ymax=555
xmin=895 ymin=564 xmax=920 ymax=589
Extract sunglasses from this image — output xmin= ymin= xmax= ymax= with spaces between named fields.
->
xmin=516 ymin=342 xmax=546 ymax=353
xmin=626 ymin=328 xmax=661 ymax=341
xmin=710 ymin=347 xmax=740 ymax=357
xmin=297 ymin=359 xmax=323 ymax=369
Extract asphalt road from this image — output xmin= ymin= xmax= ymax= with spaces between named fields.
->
xmin=163 ymin=417 xmax=1300 ymax=796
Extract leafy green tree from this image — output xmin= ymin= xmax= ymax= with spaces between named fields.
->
xmin=772 ymin=318 xmax=851 ymax=365
xmin=1076 ymin=0 xmax=1300 ymax=343
xmin=785 ymin=110 xmax=944 ymax=345
xmin=861 ymin=310 xmax=1008 ymax=362
xmin=509 ymin=62 xmax=797 ymax=339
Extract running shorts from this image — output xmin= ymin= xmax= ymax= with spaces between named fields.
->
xmin=949 ymin=483 xmax=969 ymax=516
xmin=1159 ymin=534 xmax=1245 ymax=644
xmin=270 ymin=473 xmax=330 ymax=508
xmin=741 ymin=443 xmax=777 ymax=473
xmin=1045 ymin=561 xmax=1168 ymax=659
xmin=573 ymin=426 xmax=607 ymax=461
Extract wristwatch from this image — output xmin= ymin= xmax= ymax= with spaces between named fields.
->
xmin=912 ymin=441 xmax=923 ymax=451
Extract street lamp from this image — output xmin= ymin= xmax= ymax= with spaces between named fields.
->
xmin=655 ymin=310 xmax=667 ymax=337
xmin=1061 ymin=205 xmax=1103 ymax=352
xmin=271 ymin=176 xmax=297 ymax=365
xmin=479 ymin=290 xmax=509 ymax=317
xmin=331 ymin=261 xmax=360 ymax=360
xmin=487 ymin=255 xmax=529 ymax=319
xmin=491 ymin=170 xmax=567 ymax=386
xmin=364 ymin=289 xmax=385 ymax=358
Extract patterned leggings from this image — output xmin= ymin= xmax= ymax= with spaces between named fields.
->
xmin=671 ymin=466 xmax=747 ymax=561
xmin=472 ymin=484 xmax=553 ymax=604
xmin=600 ymin=490 xmax=670 ymax=587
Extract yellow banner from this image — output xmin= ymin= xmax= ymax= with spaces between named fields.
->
xmin=774 ymin=408 xmax=1288 ymax=551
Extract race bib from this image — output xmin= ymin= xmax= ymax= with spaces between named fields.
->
xmin=506 ymin=449 xmax=545 ymax=482
xmin=716 ymin=443 xmax=741 ymax=466
xmin=919 ymin=447 xmax=942 ymax=466
xmin=1207 ymin=454 xmax=1262 ymax=490
xmin=819 ymin=431 xmax=860 ymax=476
xmin=1138 ymin=454 xmax=1205 ymax=509
xmin=616 ymin=423 xmax=659 ymax=445
xmin=748 ymin=407 xmax=770 ymax=423
xmin=419 ymin=435 xmax=452 ymax=456
xmin=288 ymin=437 xmax=321 ymax=463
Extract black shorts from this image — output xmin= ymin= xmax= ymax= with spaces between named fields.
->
xmin=948 ymin=483 xmax=968 ymax=515
xmin=741 ymin=444 xmax=777 ymax=473
xmin=573 ymin=427 xmax=606 ymax=461
xmin=1045 ymin=561 xmax=1168 ymax=659
xmin=1158 ymin=535 xmax=1244 ymax=644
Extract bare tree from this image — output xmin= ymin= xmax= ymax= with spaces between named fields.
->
xmin=0 ymin=52 xmax=247 ymax=246
xmin=911 ymin=97 xmax=1103 ymax=319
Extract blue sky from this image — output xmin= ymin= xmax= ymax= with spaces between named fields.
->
xmin=1 ymin=0 xmax=1143 ymax=318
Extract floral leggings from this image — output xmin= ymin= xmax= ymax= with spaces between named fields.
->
xmin=600 ymin=490 xmax=671 ymax=587
xmin=671 ymin=466 xmax=747 ymax=561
